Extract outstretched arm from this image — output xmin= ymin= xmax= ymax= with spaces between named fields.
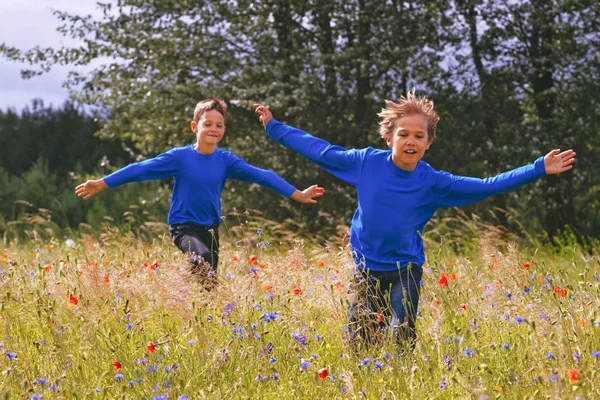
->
xmin=290 ymin=185 xmax=326 ymax=204
xmin=437 ymin=149 xmax=576 ymax=208
xmin=544 ymin=149 xmax=576 ymax=175
xmin=253 ymin=103 xmax=364 ymax=186
xmin=75 ymin=179 xmax=108 ymax=199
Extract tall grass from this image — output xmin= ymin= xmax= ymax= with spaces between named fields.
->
xmin=0 ymin=210 xmax=598 ymax=399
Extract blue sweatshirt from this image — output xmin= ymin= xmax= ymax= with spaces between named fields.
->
xmin=266 ymin=119 xmax=547 ymax=271
xmin=103 ymin=145 xmax=297 ymax=226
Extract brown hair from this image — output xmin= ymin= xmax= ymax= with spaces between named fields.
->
xmin=193 ymin=98 xmax=227 ymax=123
xmin=377 ymin=90 xmax=440 ymax=143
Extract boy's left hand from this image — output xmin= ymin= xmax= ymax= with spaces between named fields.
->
xmin=544 ymin=149 xmax=576 ymax=175
xmin=290 ymin=185 xmax=325 ymax=204
xmin=253 ymin=103 xmax=273 ymax=128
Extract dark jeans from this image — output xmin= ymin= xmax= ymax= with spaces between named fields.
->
xmin=349 ymin=264 xmax=423 ymax=349
xmin=169 ymin=222 xmax=220 ymax=282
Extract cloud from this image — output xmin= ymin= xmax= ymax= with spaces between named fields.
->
xmin=0 ymin=0 xmax=103 ymax=111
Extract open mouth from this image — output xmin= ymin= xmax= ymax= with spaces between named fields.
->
xmin=404 ymin=149 xmax=417 ymax=154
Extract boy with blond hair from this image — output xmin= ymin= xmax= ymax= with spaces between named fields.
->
xmin=254 ymin=92 xmax=575 ymax=347
xmin=76 ymin=98 xmax=324 ymax=287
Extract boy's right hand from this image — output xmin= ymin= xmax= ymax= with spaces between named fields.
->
xmin=253 ymin=103 xmax=273 ymax=128
xmin=75 ymin=179 xmax=108 ymax=199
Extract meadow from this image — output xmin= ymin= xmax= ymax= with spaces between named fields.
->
xmin=0 ymin=210 xmax=598 ymax=399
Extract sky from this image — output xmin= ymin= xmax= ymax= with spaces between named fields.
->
xmin=0 ymin=0 xmax=102 ymax=112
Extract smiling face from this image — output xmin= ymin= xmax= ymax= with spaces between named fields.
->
xmin=190 ymin=109 xmax=226 ymax=154
xmin=385 ymin=113 xmax=431 ymax=171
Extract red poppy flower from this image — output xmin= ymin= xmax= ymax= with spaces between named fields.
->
xmin=523 ymin=262 xmax=530 ymax=269
xmin=376 ymin=312 xmax=384 ymax=323
xmin=147 ymin=341 xmax=156 ymax=353
xmin=449 ymin=273 xmax=457 ymax=283
xmin=249 ymin=255 xmax=258 ymax=266
xmin=293 ymin=288 xmax=302 ymax=296
xmin=103 ymin=273 xmax=110 ymax=284
xmin=317 ymin=368 xmax=328 ymax=379
xmin=317 ymin=260 xmax=325 ymax=268
xmin=554 ymin=287 xmax=562 ymax=294
xmin=569 ymin=369 xmax=580 ymax=385
xmin=439 ymin=273 xmax=448 ymax=287
xmin=560 ymin=288 xmax=568 ymax=298
xmin=112 ymin=361 xmax=122 ymax=372
xmin=68 ymin=294 xmax=79 ymax=307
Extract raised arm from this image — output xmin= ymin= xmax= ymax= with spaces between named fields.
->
xmin=436 ymin=149 xmax=576 ymax=207
xmin=253 ymin=103 xmax=364 ymax=186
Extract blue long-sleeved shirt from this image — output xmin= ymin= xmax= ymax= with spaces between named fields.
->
xmin=103 ymin=145 xmax=297 ymax=226
xmin=266 ymin=119 xmax=547 ymax=271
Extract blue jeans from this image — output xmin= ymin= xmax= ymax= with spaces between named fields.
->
xmin=169 ymin=222 xmax=219 ymax=288
xmin=349 ymin=264 xmax=423 ymax=348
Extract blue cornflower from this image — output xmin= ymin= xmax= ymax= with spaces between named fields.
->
xmin=550 ymin=373 xmax=558 ymax=382
xmin=263 ymin=312 xmax=278 ymax=322
xmin=291 ymin=333 xmax=307 ymax=345
xmin=299 ymin=361 xmax=311 ymax=371
xmin=439 ymin=377 xmax=447 ymax=390
xmin=224 ymin=302 xmax=235 ymax=313
xmin=464 ymin=348 xmax=475 ymax=357
xmin=545 ymin=352 xmax=555 ymax=360
xmin=178 ymin=396 xmax=189 ymax=400
xmin=250 ymin=267 xmax=259 ymax=274
xmin=272 ymin=373 xmax=279 ymax=381
xmin=255 ymin=375 xmax=267 ymax=381
xmin=573 ymin=352 xmax=581 ymax=361
xmin=506 ymin=292 xmax=512 ymax=299
xmin=264 ymin=241 xmax=270 ymax=247
xmin=114 ymin=373 xmax=124 ymax=381
xmin=592 ymin=351 xmax=600 ymax=357
xmin=314 ymin=334 xmax=323 ymax=340
xmin=374 ymin=361 xmax=386 ymax=369
xmin=359 ymin=358 xmax=371 ymax=366
xmin=5 ymin=352 xmax=16 ymax=359
xmin=546 ymin=275 xmax=553 ymax=282
xmin=312 ymin=354 xmax=318 ymax=359
xmin=153 ymin=396 xmax=168 ymax=400
xmin=126 ymin=323 xmax=134 ymax=329
xmin=515 ymin=315 xmax=525 ymax=323
xmin=187 ymin=340 xmax=195 ymax=345
xmin=33 ymin=378 xmax=49 ymax=385
xmin=523 ymin=286 xmax=530 ymax=295
xmin=30 ymin=395 xmax=43 ymax=400
xmin=128 ymin=381 xmax=135 ymax=387
xmin=256 ymin=228 xmax=263 ymax=234
xmin=502 ymin=343 xmax=511 ymax=350
xmin=269 ymin=358 xmax=277 ymax=364
xmin=206 ymin=316 xmax=213 ymax=322
xmin=540 ymin=313 xmax=549 ymax=320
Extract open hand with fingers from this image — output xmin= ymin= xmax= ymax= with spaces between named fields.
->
xmin=543 ymin=149 xmax=576 ymax=175
xmin=290 ymin=184 xmax=325 ymax=204
xmin=75 ymin=179 xmax=108 ymax=199
xmin=253 ymin=103 xmax=273 ymax=128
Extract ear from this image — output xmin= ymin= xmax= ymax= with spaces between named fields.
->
xmin=384 ymin=134 xmax=393 ymax=148
xmin=425 ymin=140 xmax=432 ymax=150
xmin=190 ymin=121 xmax=197 ymax=133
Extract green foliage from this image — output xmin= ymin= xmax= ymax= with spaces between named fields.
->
xmin=1 ymin=0 xmax=598 ymax=240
